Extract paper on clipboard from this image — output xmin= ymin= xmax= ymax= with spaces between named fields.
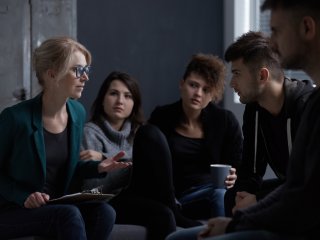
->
xmin=48 ymin=192 xmax=115 ymax=204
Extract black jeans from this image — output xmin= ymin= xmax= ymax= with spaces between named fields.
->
xmin=110 ymin=124 xmax=177 ymax=240
xmin=0 ymin=201 xmax=116 ymax=240
xmin=111 ymin=193 xmax=175 ymax=240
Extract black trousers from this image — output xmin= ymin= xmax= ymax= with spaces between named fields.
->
xmin=110 ymin=124 xmax=178 ymax=240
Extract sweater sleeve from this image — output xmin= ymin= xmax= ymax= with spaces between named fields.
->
xmin=81 ymin=123 xmax=112 ymax=159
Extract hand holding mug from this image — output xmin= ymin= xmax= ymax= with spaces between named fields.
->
xmin=225 ymin=167 xmax=237 ymax=189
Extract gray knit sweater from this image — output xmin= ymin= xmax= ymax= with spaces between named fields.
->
xmin=81 ymin=120 xmax=133 ymax=194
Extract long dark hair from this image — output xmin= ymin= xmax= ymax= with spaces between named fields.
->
xmin=90 ymin=71 xmax=144 ymax=132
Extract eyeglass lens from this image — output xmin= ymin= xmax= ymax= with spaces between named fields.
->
xmin=75 ymin=65 xmax=91 ymax=78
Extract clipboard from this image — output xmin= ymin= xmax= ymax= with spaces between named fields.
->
xmin=48 ymin=192 xmax=115 ymax=204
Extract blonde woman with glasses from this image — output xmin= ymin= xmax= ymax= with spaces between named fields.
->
xmin=0 ymin=37 xmax=126 ymax=240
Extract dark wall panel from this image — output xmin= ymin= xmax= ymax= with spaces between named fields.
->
xmin=77 ymin=0 xmax=223 ymax=119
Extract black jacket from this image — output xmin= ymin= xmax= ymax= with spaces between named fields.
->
xmin=235 ymin=78 xmax=314 ymax=197
xmin=227 ymin=87 xmax=320 ymax=238
xmin=149 ymin=100 xmax=243 ymax=193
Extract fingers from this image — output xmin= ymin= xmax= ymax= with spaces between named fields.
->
xmin=232 ymin=205 xmax=238 ymax=215
xmin=82 ymin=150 xmax=125 ymax=162
xmin=226 ymin=168 xmax=237 ymax=180
xmin=41 ymin=193 xmax=50 ymax=201
xmin=227 ymin=168 xmax=237 ymax=180
xmin=225 ymin=167 xmax=237 ymax=188
xmin=112 ymin=151 xmax=126 ymax=161
xmin=99 ymin=158 xmax=131 ymax=173
xmin=198 ymin=227 xmax=210 ymax=240
xmin=24 ymin=192 xmax=49 ymax=209
xmin=114 ymin=161 xmax=131 ymax=169
xmin=98 ymin=151 xmax=130 ymax=173
xmin=100 ymin=160 xmax=130 ymax=169
xmin=79 ymin=150 xmax=87 ymax=159
xmin=80 ymin=150 xmax=92 ymax=160
xmin=236 ymin=191 xmax=250 ymax=198
xmin=229 ymin=167 xmax=236 ymax=174
xmin=80 ymin=150 xmax=103 ymax=161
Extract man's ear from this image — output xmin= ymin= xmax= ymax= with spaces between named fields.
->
xmin=301 ymin=16 xmax=316 ymax=40
xmin=259 ymin=67 xmax=270 ymax=84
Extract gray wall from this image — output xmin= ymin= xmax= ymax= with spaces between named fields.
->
xmin=77 ymin=0 xmax=224 ymax=119
xmin=0 ymin=0 xmax=76 ymax=112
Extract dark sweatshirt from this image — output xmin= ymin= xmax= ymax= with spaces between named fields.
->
xmin=234 ymin=78 xmax=314 ymax=198
xmin=227 ymin=85 xmax=320 ymax=238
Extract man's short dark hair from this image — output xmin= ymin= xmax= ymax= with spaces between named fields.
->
xmin=224 ymin=31 xmax=283 ymax=81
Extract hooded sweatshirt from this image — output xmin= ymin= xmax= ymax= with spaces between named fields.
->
xmin=227 ymin=87 xmax=320 ymax=239
xmin=234 ymin=77 xmax=314 ymax=198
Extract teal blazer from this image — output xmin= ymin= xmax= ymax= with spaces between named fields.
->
xmin=0 ymin=94 xmax=102 ymax=207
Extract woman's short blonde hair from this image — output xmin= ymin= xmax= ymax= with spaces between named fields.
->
xmin=32 ymin=36 xmax=92 ymax=86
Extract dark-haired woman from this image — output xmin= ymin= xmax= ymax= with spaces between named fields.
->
xmin=80 ymin=71 xmax=201 ymax=240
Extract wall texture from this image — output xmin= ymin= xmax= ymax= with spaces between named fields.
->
xmin=77 ymin=0 xmax=224 ymax=119
xmin=0 ymin=0 xmax=76 ymax=112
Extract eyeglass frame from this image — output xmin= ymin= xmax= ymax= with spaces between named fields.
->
xmin=72 ymin=65 xmax=91 ymax=78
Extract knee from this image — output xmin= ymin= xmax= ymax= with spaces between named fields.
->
xmin=44 ymin=205 xmax=87 ymax=238
xmin=57 ymin=205 xmax=84 ymax=225
xmin=211 ymin=188 xmax=226 ymax=199
xmin=150 ymin=206 xmax=176 ymax=237
xmin=166 ymin=226 xmax=204 ymax=240
xmin=209 ymin=189 xmax=226 ymax=210
xmin=160 ymin=205 xmax=175 ymax=221
xmin=99 ymin=202 xmax=116 ymax=224
xmin=150 ymin=204 xmax=175 ymax=230
xmin=166 ymin=231 xmax=189 ymax=240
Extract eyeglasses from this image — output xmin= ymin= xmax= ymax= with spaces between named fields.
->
xmin=72 ymin=65 xmax=91 ymax=78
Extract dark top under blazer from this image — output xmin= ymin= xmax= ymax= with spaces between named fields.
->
xmin=0 ymin=94 xmax=103 ymax=207
xmin=149 ymin=100 xmax=243 ymax=170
